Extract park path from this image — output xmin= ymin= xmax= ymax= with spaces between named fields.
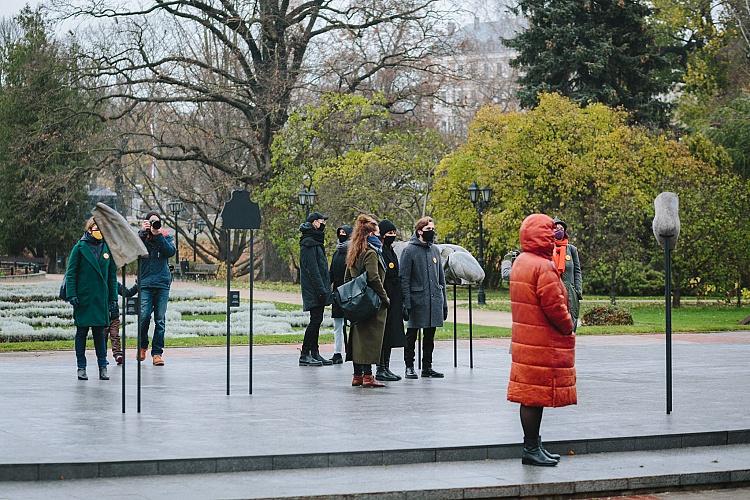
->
xmin=38 ymin=274 xmax=513 ymax=328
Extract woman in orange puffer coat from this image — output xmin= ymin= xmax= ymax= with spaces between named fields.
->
xmin=507 ymin=213 xmax=575 ymax=467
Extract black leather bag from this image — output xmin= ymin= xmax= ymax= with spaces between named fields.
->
xmin=334 ymin=271 xmax=381 ymax=324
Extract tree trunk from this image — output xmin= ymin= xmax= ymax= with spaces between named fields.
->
xmin=672 ymin=284 xmax=681 ymax=308
xmin=609 ymin=264 xmax=617 ymax=305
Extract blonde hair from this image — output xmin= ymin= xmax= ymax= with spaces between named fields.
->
xmin=84 ymin=217 xmax=97 ymax=231
xmin=346 ymin=214 xmax=378 ymax=269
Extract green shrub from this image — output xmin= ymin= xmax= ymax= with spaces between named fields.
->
xmin=582 ymin=305 xmax=634 ymax=326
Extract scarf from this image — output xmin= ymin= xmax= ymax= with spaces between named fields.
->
xmin=367 ymin=235 xmax=382 ymax=250
xmin=553 ymin=238 xmax=568 ymax=275
xmin=81 ymin=232 xmax=104 ymax=260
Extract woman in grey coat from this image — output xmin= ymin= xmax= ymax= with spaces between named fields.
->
xmin=399 ymin=216 xmax=447 ymax=379
xmin=552 ymin=218 xmax=582 ymax=331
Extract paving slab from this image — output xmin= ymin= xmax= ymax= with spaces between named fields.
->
xmin=0 ymin=333 xmax=749 ymax=478
xmin=1 ymin=445 xmax=749 ymax=499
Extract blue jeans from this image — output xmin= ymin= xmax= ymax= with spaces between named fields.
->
xmin=139 ymin=287 xmax=170 ymax=356
xmin=75 ymin=326 xmax=108 ymax=369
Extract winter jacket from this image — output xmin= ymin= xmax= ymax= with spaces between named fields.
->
xmin=507 ymin=214 xmax=576 ymax=408
xmin=399 ymin=235 xmax=447 ymax=329
xmin=345 ymin=246 xmax=388 ymax=364
xmin=65 ymin=237 xmax=118 ymax=327
xmin=381 ymin=242 xmax=406 ymax=348
xmin=329 ymin=225 xmax=352 ymax=318
xmin=138 ymin=230 xmax=176 ymax=289
xmin=299 ymin=223 xmax=331 ymax=311
xmin=559 ymin=243 xmax=582 ymax=331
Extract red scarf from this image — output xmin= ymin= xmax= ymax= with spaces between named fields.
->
xmin=553 ymin=239 xmax=568 ymax=276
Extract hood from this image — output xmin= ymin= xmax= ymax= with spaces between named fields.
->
xmin=299 ymin=222 xmax=324 ymax=247
xmin=408 ymin=234 xmax=430 ymax=247
xmin=336 ymin=224 xmax=353 ymax=239
xmin=519 ymin=214 xmax=555 ymax=259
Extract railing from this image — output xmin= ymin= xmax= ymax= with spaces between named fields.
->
xmin=0 ymin=260 xmax=43 ymax=276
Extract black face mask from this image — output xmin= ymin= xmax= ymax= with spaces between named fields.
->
xmin=338 ymin=234 xmax=348 ymax=243
xmin=421 ymin=230 xmax=435 ymax=243
xmin=383 ymin=235 xmax=396 ymax=247
xmin=318 ymin=223 xmax=326 ymax=231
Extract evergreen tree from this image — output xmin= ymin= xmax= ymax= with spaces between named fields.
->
xmin=0 ymin=7 xmax=96 ymax=269
xmin=506 ymin=0 xmax=673 ymax=127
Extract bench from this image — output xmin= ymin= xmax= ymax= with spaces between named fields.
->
xmin=182 ymin=262 xmax=219 ymax=280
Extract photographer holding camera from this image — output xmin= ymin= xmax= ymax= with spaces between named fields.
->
xmin=137 ymin=211 xmax=176 ymax=366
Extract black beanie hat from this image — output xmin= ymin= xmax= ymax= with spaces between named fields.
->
xmin=337 ymin=224 xmax=353 ymax=238
xmin=379 ymin=219 xmax=397 ymax=235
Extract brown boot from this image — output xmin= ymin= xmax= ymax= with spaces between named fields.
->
xmin=137 ymin=348 xmax=147 ymax=362
xmin=351 ymin=375 xmax=364 ymax=387
xmin=362 ymin=375 xmax=385 ymax=388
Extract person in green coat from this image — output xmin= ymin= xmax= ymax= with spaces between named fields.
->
xmin=344 ymin=215 xmax=390 ymax=388
xmin=65 ymin=218 xmax=118 ymax=381
xmin=552 ymin=218 xmax=582 ymax=332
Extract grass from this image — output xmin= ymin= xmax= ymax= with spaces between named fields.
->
xmin=180 ymin=279 xmax=300 ymax=294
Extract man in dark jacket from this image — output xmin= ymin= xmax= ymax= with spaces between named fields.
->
xmin=328 ymin=224 xmax=352 ymax=364
xmin=137 ymin=211 xmax=176 ymax=366
xmin=376 ymin=219 xmax=406 ymax=381
xmin=299 ymin=212 xmax=333 ymax=366
xmin=399 ymin=216 xmax=447 ymax=379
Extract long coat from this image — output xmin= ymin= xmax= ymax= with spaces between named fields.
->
xmin=399 ymin=236 xmax=447 ymax=329
xmin=507 ymin=214 xmax=576 ymax=408
xmin=345 ymin=246 xmax=388 ymax=364
xmin=299 ymin=223 xmax=331 ymax=312
xmin=329 ymin=241 xmax=349 ymax=318
xmin=65 ymin=239 xmax=118 ymax=328
xmin=556 ymin=243 xmax=582 ymax=331
xmin=381 ymin=243 xmax=406 ymax=348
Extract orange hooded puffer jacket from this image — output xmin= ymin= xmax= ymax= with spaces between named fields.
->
xmin=506 ymin=214 xmax=576 ymax=408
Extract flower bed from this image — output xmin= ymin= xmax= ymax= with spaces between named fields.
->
xmin=0 ymin=282 xmax=325 ymax=342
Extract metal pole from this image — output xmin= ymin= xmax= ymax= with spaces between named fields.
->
xmin=453 ymin=284 xmax=457 ymax=368
xmin=174 ymin=215 xmax=180 ymax=269
xmin=468 ymin=285 xmax=474 ymax=369
xmin=477 ymin=212 xmax=486 ymax=305
xmin=121 ymin=266 xmax=126 ymax=414
xmin=137 ymin=258 xmax=142 ymax=413
xmin=193 ymin=230 xmax=197 ymax=263
xmin=665 ymin=244 xmax=672 ymax=414
xmin=249 ymin=230 xmax=254 ymax=395
xmin=226 ymin=229 xmax=231 ymax=396
xmin=417 ymin=330 xmax=421 ymax=371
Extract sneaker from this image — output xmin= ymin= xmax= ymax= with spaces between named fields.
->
xmin=405 ymin=366 xmax=418 ymax=379
xmin=421 ymin=367 xmax=444 ymax=378
xmin=153 ymin=354 xmax=165 ymax=366
xmin=77 ymin=368 xmax=88 ymax=380
xmin=137 ymin=348 xmax=147 ymax=362
xmin=99 ymin=366 xmax=110 ymax=380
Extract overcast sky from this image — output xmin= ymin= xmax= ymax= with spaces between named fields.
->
xmin=0 ymin=1 xmax=42 ymax=18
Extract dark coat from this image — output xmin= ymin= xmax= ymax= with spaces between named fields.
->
xmin=138 ymin=230 xmax=176 ymax=289
xmin=559 ymin=243 xmax=582 ymax=331
xmin=65 ymin=238 xmax=118 ymax=327
xmin=399 ymin=235 xmax=447 ymax=329
xmin=345 ymin=246 xmax=388 ymax=364
xmin=299 ymin=223 xmax=331 ymax=312
xmin=381 ymin=243 xmax=405 ymax=348
xmin=507 ymin=214 xmax=575 ymax=408
xmin=329 ymin=241 xmax=349 ymax=318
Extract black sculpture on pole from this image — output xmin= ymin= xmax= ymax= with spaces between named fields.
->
xmin=468 ymin=182 xmax=492 ymax=305
xmin=652 ymin=192 xmax=680 ymax=415
xmin=219 ymin=189 xmax=262 ymax=395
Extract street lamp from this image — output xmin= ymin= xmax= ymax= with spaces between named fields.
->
xmin=468 ymin=182 xmax=492 ymax=305
xmin=190 ymin=218 xmax=206 ymax=262
xmin=297 ymin=186 xmax=316 ymax=218
xmin=167 ymin=200 xmax=184 ymax=269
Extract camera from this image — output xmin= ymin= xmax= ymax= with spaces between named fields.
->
xmin=150 ymin=219 xmax=162 ymax=230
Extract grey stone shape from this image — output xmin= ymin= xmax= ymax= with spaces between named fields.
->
xmin=680 ymin=471 xmax=732 ymax=486
xmin=37 ymin=463 xmax=98 ymax=481
xmin=98 ymin=460 xmax=159 ymax=478
xmin=587 ymin=437 xmax=635 ymax=454
xmin=273 ymin=454 xmax=328 ymax=470
xmin=728 ymin=429 xmax=750 ymax=444
xmin=383 ymin=449 xmax=436 ymax=466
xmin=573 ymin=477 xmax=629 ymax=494
xmin=328 ymin=451 xmax=383 ymax=468
xmin=486 ymin=445 xmax=518 ymax=460
xmin=0 ymin=464 xmax=37 ymax=481
xmin=519 ymin=481 xmax=576 ymax=496
xmin=462 ymin=485 xmax=521 ymax=498
xmin=215 ymin=456 xmax=273 ymax=473
xmin=158 ymin=458 xmax=216 ymax=475
xmin=435 ymin=446 xmax=487 ymax=462
xmin=682 ymin=431 xmax=727 ymax=448
xmin=628 ymin=473 xmax=682 ymax=489
xmin=634 ymin=434 xmax=684 ymax=451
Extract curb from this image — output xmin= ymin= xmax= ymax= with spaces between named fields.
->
xmin=2 ymin=429 xmax=749 ymax=482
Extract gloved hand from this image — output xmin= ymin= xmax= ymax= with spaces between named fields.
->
xmin=318 ymin=290 xmax=332 ymax=305
xmin=443 ymin=308 xmax=448 ymax=321
xmin=109 ymin=301 xmax=119 ymax=320
xmin=68 ymin=296 xmax=79 ymax=308
xmin=402 ymin=306 xmax=410 ymax=322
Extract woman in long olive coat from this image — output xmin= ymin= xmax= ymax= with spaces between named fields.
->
xmin=507 ymin=214 xmax=575 ymax=467
xmin=65 ymin=218 xmax=118 ymax=380
xmin=344 ymin=215 xmax=390 ymax=388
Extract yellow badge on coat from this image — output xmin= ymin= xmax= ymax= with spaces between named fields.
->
xmin=432 ymin=257 xmax=437 ymax=264
xmin=565 ymin=255 xmax=571 ymax=261
xmin=103 ymin=253 xmax=110 ymax=259
xmin=388 ymin=262 xmax=395 ymax=269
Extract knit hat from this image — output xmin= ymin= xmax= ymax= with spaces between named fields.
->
xmin=378 ymin=219 xmax=397 ymax=235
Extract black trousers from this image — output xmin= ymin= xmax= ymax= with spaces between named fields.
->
xmin=353 ymin=363 xmax=373 ymax=375
xmin=404 ymin=327 xmax=436 ymax=367
xmin=302 ymin=306 xmax=324 ymax=353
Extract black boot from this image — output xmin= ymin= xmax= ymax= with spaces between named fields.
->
xmin=383 ymin=350 xmax=401 ymax=381
xmin=539 ymin=436 xmax=560 ymax=461
xmin=299 ymin=350 xmax=323 ymax=366
xmin=376 ymin=364 xmax=400 ymax=381
xmin=404 ymin=366 xmax=418 ymax=379
xmin=311 ymin=350 xmax=333 ymax=366
xmin=522 ymin=437 xmax=558 ymax=466
xmin=329 ymin=353 xmax=343 ymax=364
xmin=421 ymin=364 xmax=444 ymax=378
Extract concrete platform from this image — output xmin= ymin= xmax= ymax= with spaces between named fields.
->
xmin=1 ymin=332 xmax=749 ymax=482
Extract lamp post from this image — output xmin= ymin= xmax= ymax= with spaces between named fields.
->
xmin=468 ymin=182 xmax=492 ymax=305
xmin=167 ymin=200 xmax=184 ymax=270
xmin=297 ymin=187 xmax=316 ymax=218
xmin=191 ymin=218 xmax=206 ymax=262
